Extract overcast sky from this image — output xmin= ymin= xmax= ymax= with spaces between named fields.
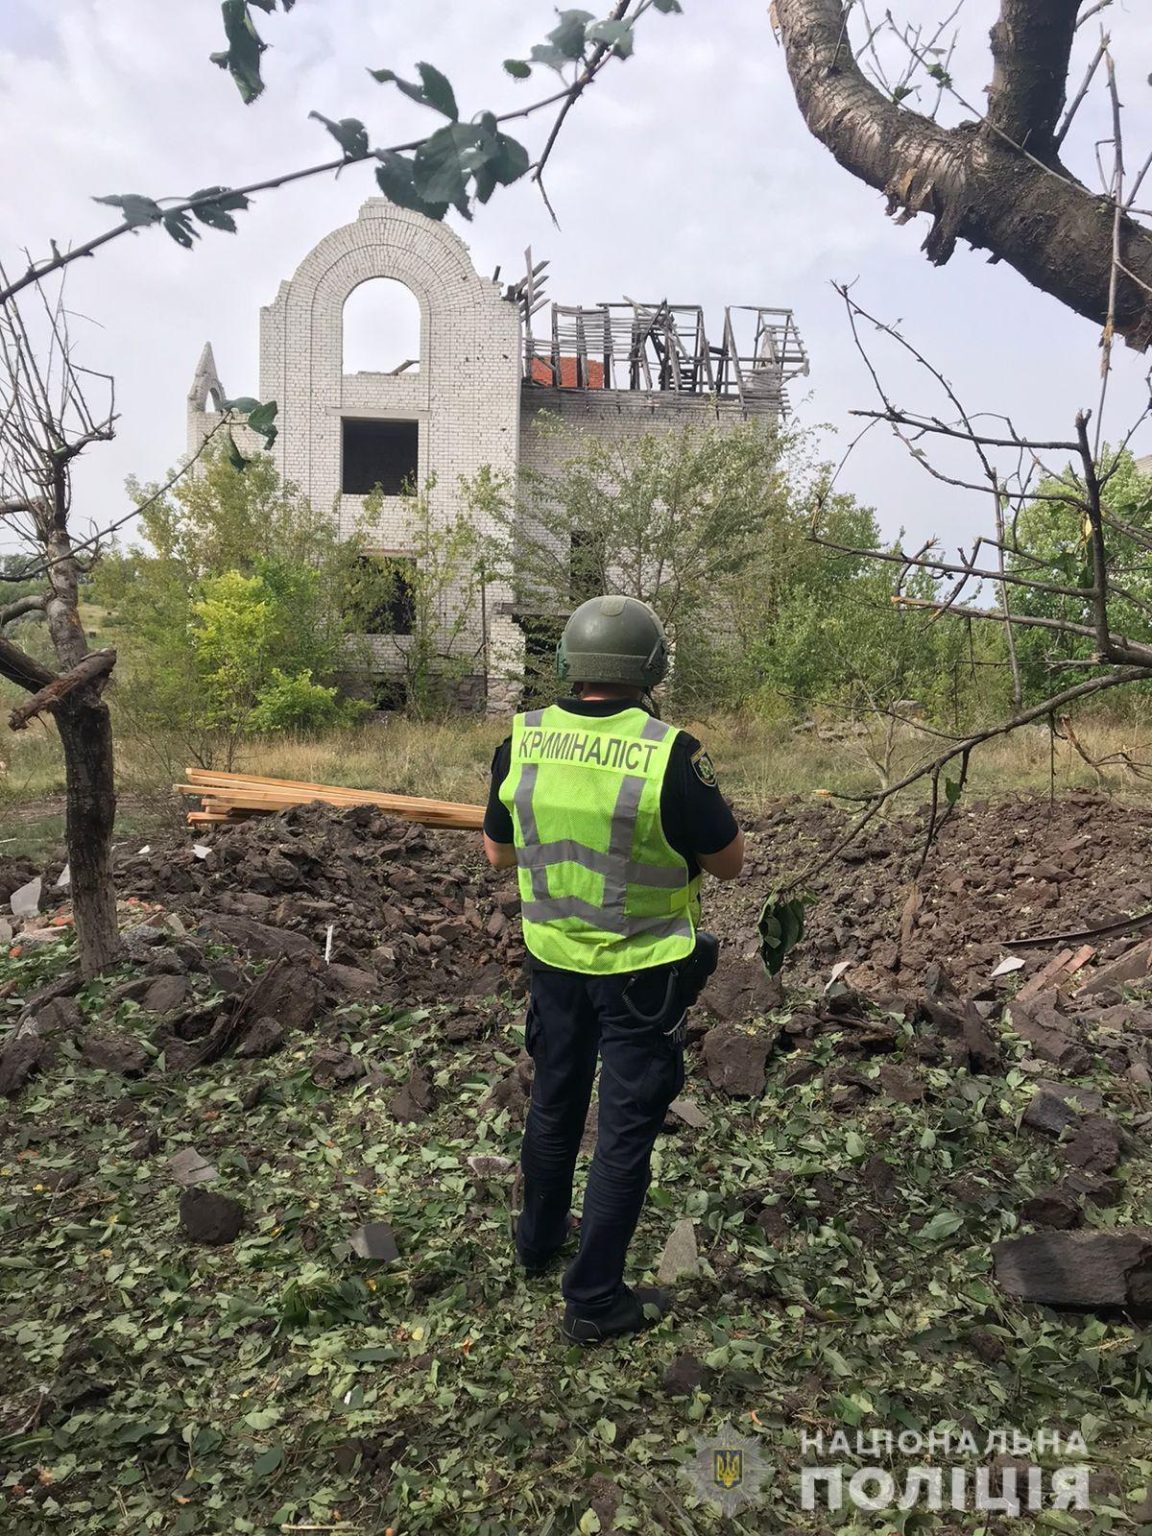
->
xmin=2 ymin=0 xmax=1151 ymax=556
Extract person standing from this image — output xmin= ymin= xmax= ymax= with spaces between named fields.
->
xmin=483 ymin=595 xmax=744 ymax=1343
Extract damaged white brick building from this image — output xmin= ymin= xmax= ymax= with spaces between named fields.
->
xmin=187 ymin=199 xmax=806 ymax=710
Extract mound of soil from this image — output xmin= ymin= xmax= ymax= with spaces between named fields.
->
xmin=8 ymin=791 xmax=1152 ymax=1006
xmin=115 ymin=803 xmax=523 ymax=1001
xmin=719 ymin=790 xmax=1152 ymax=998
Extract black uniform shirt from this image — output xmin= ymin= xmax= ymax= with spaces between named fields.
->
xmin=483 ymin=698 xmax=739 ymax=879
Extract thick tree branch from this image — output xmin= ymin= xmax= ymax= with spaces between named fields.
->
xmin=7 ymin=647 xmax=116 ymax=731
xmin=985 ymin=0 xmax=1079 ymax=152
xmin=0 ymin=593 xmax=47 ymax=626
xmin=0 ymin=633 xmax=55 ymax=693
xmin=775 ymin=0 xmax=1152 ymax=346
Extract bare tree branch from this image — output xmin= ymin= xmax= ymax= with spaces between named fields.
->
xmin=0 ymin=594 xmax=47 ymax=626
xmin=775 ymin=0 xmax=1152 ymax=346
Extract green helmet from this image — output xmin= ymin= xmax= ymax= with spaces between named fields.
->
xmin=556 ymin=595 xmax=669 ymax=690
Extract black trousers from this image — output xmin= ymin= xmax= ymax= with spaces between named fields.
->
xmin=517 ymin=963 xmax=685 ymax=1315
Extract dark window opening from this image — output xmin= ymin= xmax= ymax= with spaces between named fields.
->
xmin=342 ymin=418 xmax=419 ymax=496
xmin=346 ymin=555 xmax=417 ymax=636
xmin=569 ymin=528 xmax=604 ymax=605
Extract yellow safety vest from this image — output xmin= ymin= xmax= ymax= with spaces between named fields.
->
xmin=499 ymin=704 xmax=700 ymax=974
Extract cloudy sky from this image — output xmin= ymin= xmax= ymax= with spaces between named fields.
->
xmin=2 ymin=0 xmax=1151 ymax=554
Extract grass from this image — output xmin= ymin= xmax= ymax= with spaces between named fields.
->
xmin=1 ymin=935 xmax=1150 ymax=1533
xmin=5 ymin=710 xmax=1152 ymax=862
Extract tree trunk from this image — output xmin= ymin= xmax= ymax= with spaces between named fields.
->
xmin=57 ymin=689 xmax=123 ymax=977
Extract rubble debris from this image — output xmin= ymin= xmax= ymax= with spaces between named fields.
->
xmin=701 ymin=1019 xmax=776 ymax=1098
xmin=168 ymin=1148 xmax=219 ymax=1186
xmin=348 ymin=1221 xmax=400 ymax=1262
xmin=993 ymin=1230 xmax=1152 ymax=1312
xmin=80 ymin=1032 xmax=151 ymax=1076
xmin=179 ymin=1187 xmax=246 ymax=1246
xmin=656 ymin=1218 xmax=700 ymax=1284
xmin=389 ymin=1066 xmax=435 ymax=1122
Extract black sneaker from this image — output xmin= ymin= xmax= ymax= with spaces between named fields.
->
xmin=562 ymin=1285 xmax=670 ymax=1344
xmin=514 ymin=1214 xmax=578 ymax=1277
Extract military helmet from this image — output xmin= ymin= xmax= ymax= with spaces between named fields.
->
xmin=556 ymin=595 xmax=669 ymax=690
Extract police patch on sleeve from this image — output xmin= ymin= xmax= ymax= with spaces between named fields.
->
xmin=691 ymin=748 xmax=718 ymax=787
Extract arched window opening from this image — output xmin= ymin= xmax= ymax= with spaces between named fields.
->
xmin=342 ymin=277 xmax=422 ymax=375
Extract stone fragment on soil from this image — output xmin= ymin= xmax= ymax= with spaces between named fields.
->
xmin=311 ymin=1047 xmax=366 ymax=1087
xmin=236 ymin=1017 xmax=286 ymax=1058
xmin=1022 ymin=1089 xmax=1085 ymax=1137
xmin=993 ymin=1229 xmax=1152 ymax=1311
xmin=1064 ymin=1169 xmax=1124 ymax=1206
xmin=667 ymin=1097 xmax=708 ymax=1129
xmin=1062 ymin=1116 xmax=1124 ymax=1173
xmin=325 ymin=963 xmax=378 ymax=997
xmin=168 ymin=1148 xmax=219 ymax=1186
xmin=9 ymin=876 xmax=42 ymax=918
xmin=699 ymin=954 xmax=784 ymax=1022
xmin=656 ymin=1218 xmax=699 ymax=1284
xmin=1007 ymin=997 xmax=1091 ymax=1073
xmin=877 ymin=1063 xmax=926 ymax=1102
xmin=244 ymin=963 xmax=323 ymax=1034
xmin=701 ymin=1018 xmax=775 ymax=1098
xmin=661 ymin=1354 xmax=709 ymax=1395
xmin=1076 ymin=939 xmax=1152 ymax=997
xmin=920 ymin=999 xmax=1001 ymax=1073
xmin=140 ymin=974 xmax=189 ymax=1014
xmin=389 ymin=1065 xmax=435 ymax=1122
xmin=199 ymin=913 xmax=319 ymax=963
xmin=780 ymin=1056 xmax=821 ymax=1088
xmin=467 ymin=1155 xmax=515 ymax=1178
xmin=1018 ymin=1188 xmax=1082 ymax=1229
xmin=348 ymin=1221 xmax=399 ymax=1262
xmin=179 ymin=1187 xmax=245 ymax=1246
xmin=81 ymin=1032 xmax=150 ymax=1076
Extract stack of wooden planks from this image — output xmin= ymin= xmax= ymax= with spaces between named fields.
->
xmin=177 ymin=768 xmax=485 ymax=831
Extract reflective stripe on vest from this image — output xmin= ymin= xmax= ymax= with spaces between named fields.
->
xmin=500 ymin=704 xmax=698 ymax=973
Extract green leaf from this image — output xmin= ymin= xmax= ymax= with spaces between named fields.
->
xmin=503 ymin=58 xmax=532 ymax=78
xmin=211 ymin=0 xmax=267 ymax=105
xmin=528 ymin=43 xmax=571 ymax=70
xmin=586 ymin=19 xmax=634 ymax=56
xmin=308 ymin=112 xmax=369 ymax=159
xmin=252 ymin=1443 xmax=284 ymax=1478
xmin=370 ymin=64 xmax=458 ymax=119
xmin=190 ymin=186 xmax=251 ymax=213
xmin=944 ymin=776 xmax=962 ymax=805
xmin=594 ymin=1417 xmax=617 ymax=1444
xmin=246 ymin=401 xmax=278 ymax=442
xmin=415 ymin=62 xmax=458 ymax=120
xmin=192 ymin=202 xmax=240 ymax=233
xmin=92 ymin=194 xmax=164 ymax=228
xmin=549 ymin=10 xmax=594 ymax=59
xmin=226 ymin=431 xmax=250 ymax=473
xmin=374 ymin=152 xmax=448 ymax=220
xmin=653 ymin=0 xmax=683 ymax=10
xmin=918 ymin=1210 xmax=964 ymax=1242
xmin=221 ymin=396 xmax=262 ymax=414
xmin=162 ymin=210 xmax=198 ymax=248
xmin=413 ymin=124 xmax=473 ymax=214
xmin=758 ymin=894 xmax=808 ymax=975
